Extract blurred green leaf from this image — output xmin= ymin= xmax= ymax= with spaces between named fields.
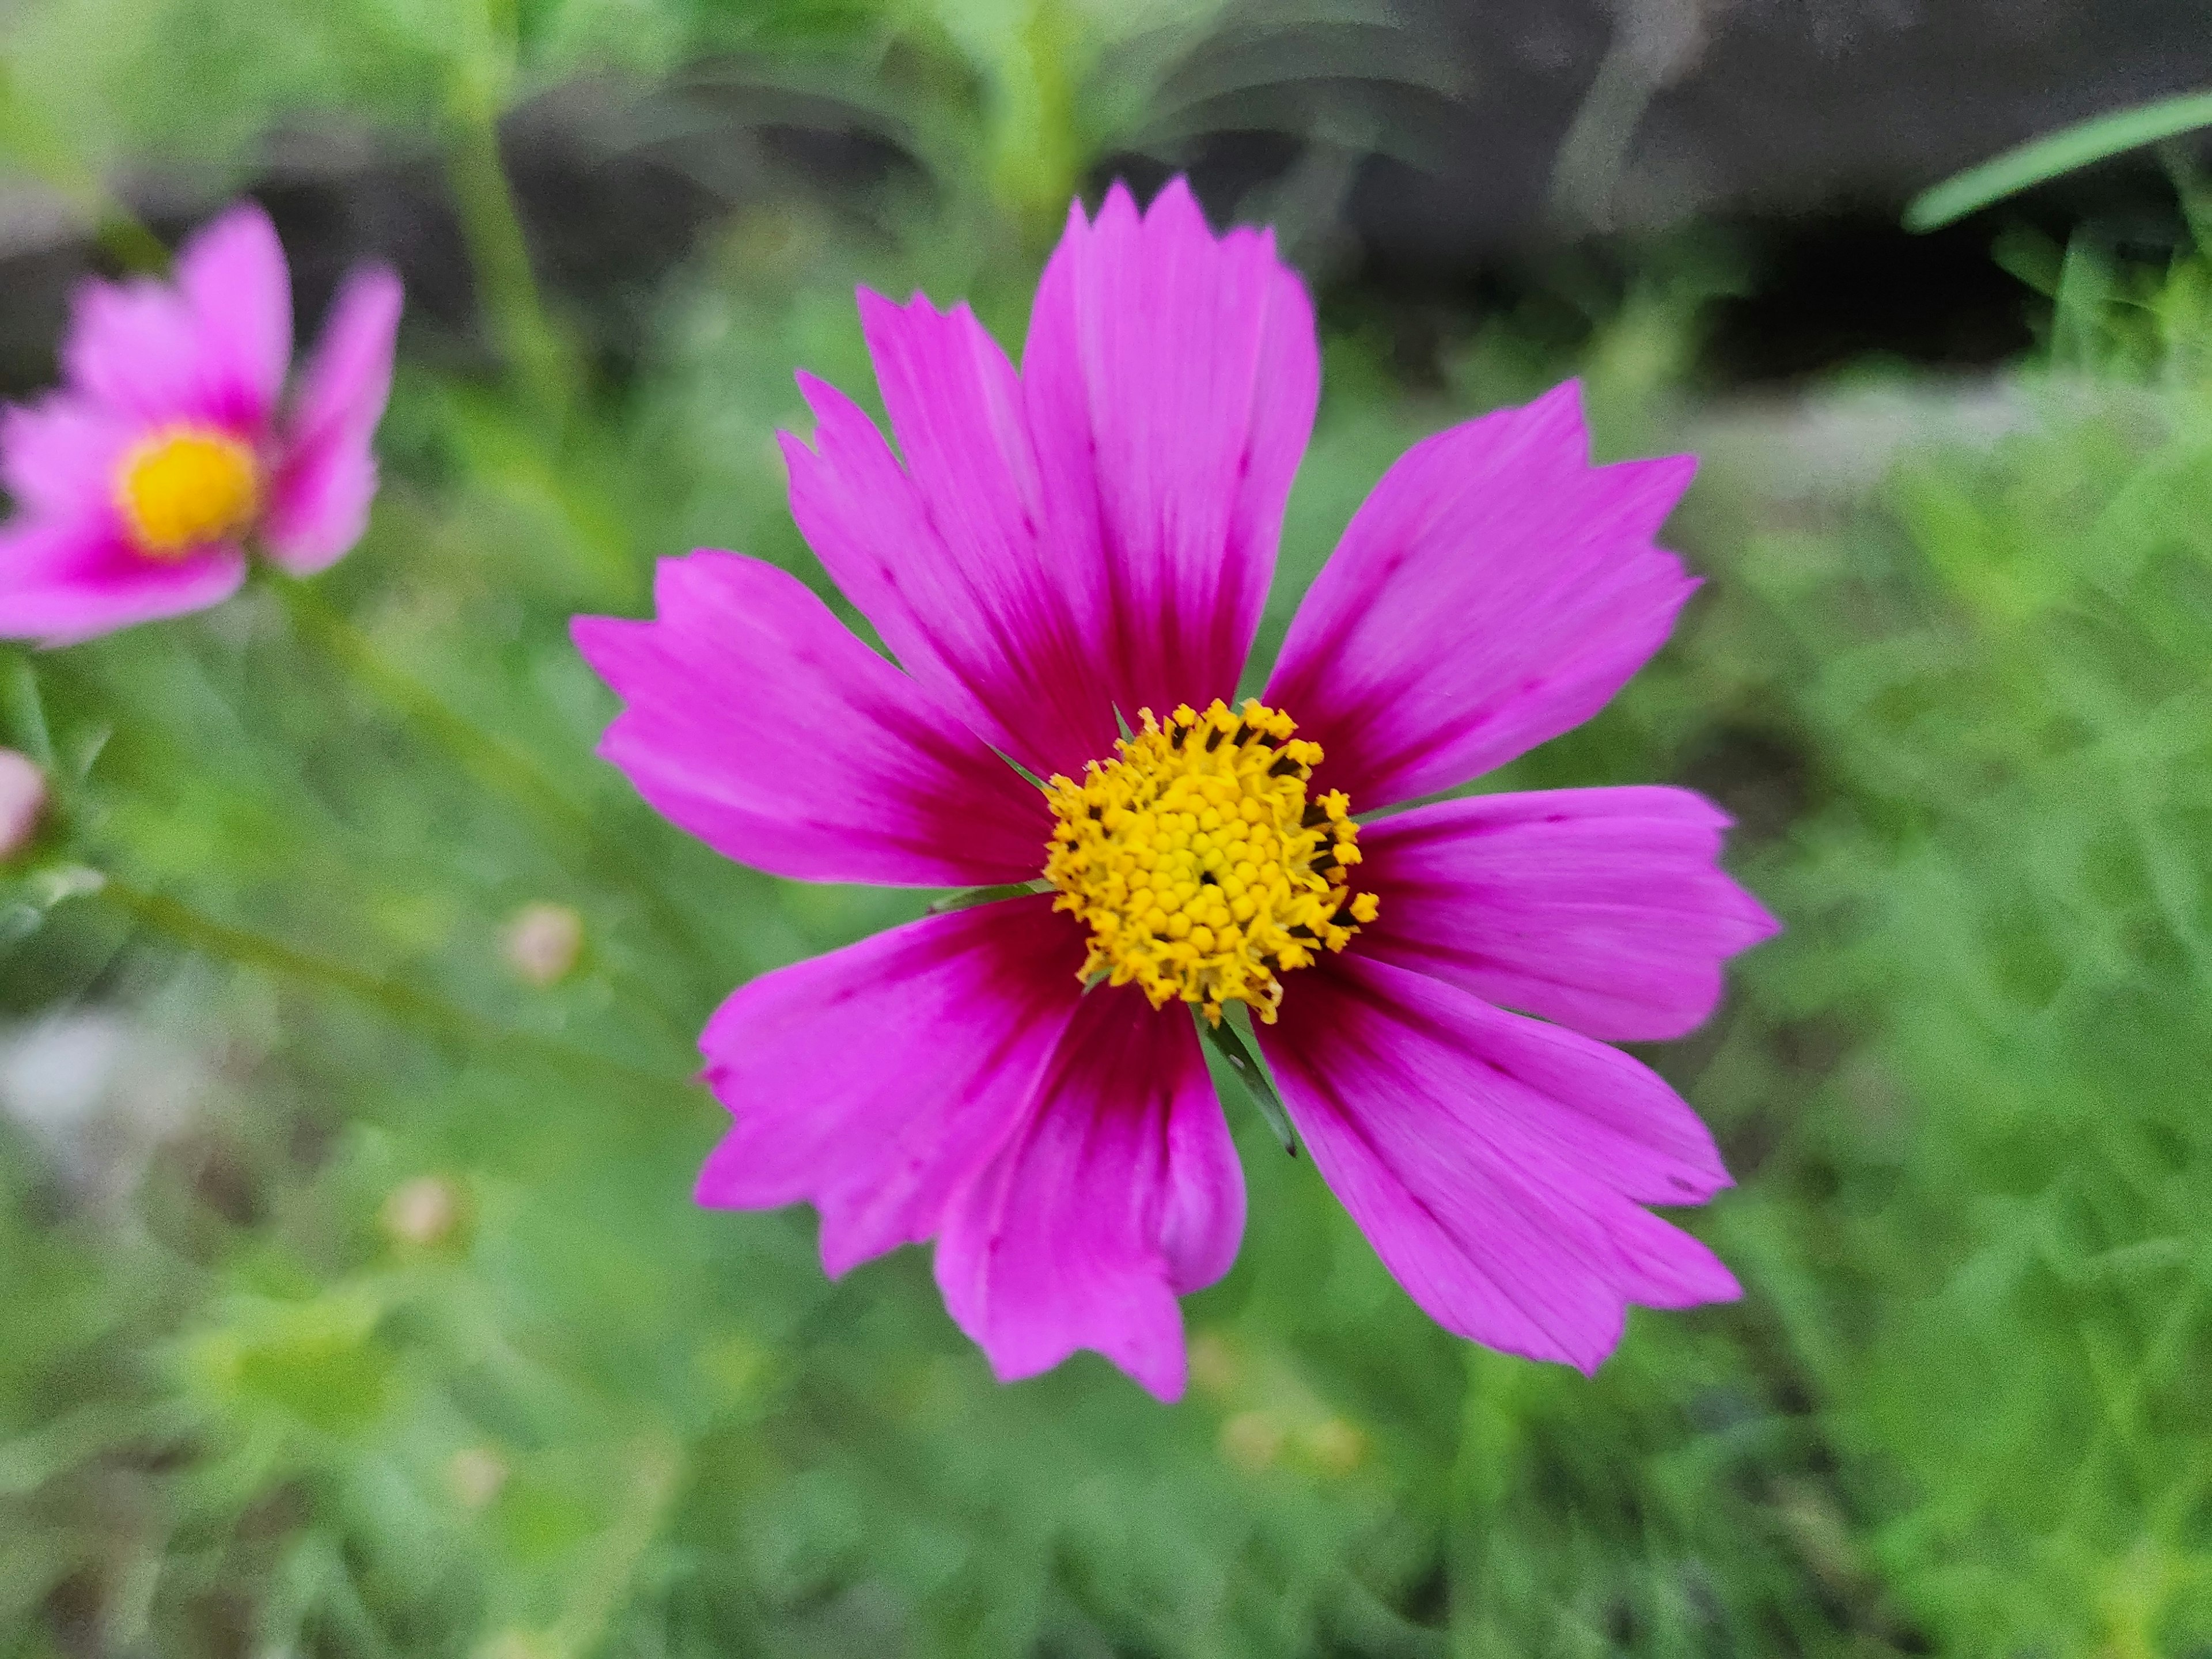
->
xmin=1906 ymin=88 xmax=2212 ymax=231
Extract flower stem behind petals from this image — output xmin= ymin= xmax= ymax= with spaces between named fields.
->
xmin=442 ymin=69 xmax=578 ymax=432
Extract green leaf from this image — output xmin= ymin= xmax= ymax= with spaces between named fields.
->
xmin=188 ymin=1289 xmax=396 ymax=1437
xmin=927 ymin=880 xmax=1050 ymax=915
xmin=1906 ymin=88 xmax=2212 ymax=231
xmin=1198 ymin=1007 xmax=1298 ymax=1157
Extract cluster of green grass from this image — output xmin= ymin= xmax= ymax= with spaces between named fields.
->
xmin=3 ymin=4 xmax=2210 ymax=1655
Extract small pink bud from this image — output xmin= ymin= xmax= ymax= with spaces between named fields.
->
xmin=0 ymin=750 xmax=44 ymax=859
xmin=502 ymin=902 xmax=584 ymax=987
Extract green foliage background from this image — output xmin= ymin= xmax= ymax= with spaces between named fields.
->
xmin=2 ymin=3 xmax=2210 ymax=1655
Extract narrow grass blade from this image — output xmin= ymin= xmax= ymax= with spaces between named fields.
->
xmin=1906 ymin=90 xmax=2212 ymax=232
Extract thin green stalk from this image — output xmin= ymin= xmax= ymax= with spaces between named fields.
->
xmin=93 ymin=873 xmax=681 ymax=1096
xmin=991 ymin=0 xmax=1084 ymax=241
xmin=444 ymin=59 xmax=576 ymax=427
xmin=266 ymin=574 xmax=722 ymax=972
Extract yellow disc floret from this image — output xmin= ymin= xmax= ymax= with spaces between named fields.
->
xmin=115 ymin=426 xmax=260 ymax=558
xmin=1043 ymin=699 xmax=1380 ymax=1025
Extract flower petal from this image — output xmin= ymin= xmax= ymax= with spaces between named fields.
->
xmin=1266 ymin=382 xmax=1696 ymax=809
xmin=0 ymin=394 xmax=136 ymax=527
xmin=782 ymin=308 xmax=1110 ymax=782
xmin=176 ymin=201 xmax=293 ymax=426
xmin=1357 ymin=786 xmax=1778 ymax=1041
xmin=1024 ymin=178 xmax=1319 ymax=725
xmin=935 ymin=987 xmax=1243 ymax=1400
xmin=263 ymin=264 xmax=402 ymax=574
xmin=65 ymin=202 xmax=291 ymax=431
xmin=574 ymin=551 xmax=1053 ymax=888
xmin=0 ymin=518 xmax=245 ymax=646
xmin=1257 ymin=953 xmax=1738 ymax=1372
xmin=696 ymin=895 xmax=1086 ymax=1277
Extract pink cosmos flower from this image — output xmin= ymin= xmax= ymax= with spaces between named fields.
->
xmin=0 ymin=202 xmax=402 ymax=645
xmin=575 ymin=180 xmax=1777 ymax=1401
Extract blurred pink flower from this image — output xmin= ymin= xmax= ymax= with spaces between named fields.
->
xmin=0 ymin=748 xmax=42 ymax=858
xmin=0 ymin=202 xmax=402 ymax=645
xmin=576 ymin=180 xmax=1777 ymax=1401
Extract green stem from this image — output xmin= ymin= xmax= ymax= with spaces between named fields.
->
xmin=93 ymin=874 xmax=681 ymax=1094
xmin=444 ymin=61 xmax=575 ymax=427
xmin=266 ymin=574 xmax=722 ymax=972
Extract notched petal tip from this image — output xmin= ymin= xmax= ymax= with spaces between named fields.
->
xmin=1095 ymin=176 xmax=1142 ymax=225
xmin=787 ymin=371 xmax=888 ymax=461
xmin=1740 ymin=891 xmax=1784 ymax=946
xmin=1141 ymin=173 xmax=1205 ymax=228
xmin=1594 ymin=452 xmax=1700 ymax=537
xmin=567 ymin=611 xmax=641 ymax=686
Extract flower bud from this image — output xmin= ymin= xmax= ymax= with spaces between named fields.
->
xmin=446 ymin=1445 xmax=509 ymax=1510
xmin=1220 ymin=1410 xmax=1287 ymax=1472
xmin=381 ymin=1174 xmax=463 ymax=1248
xmin=0 ymin=749 xmax=44 ymax=860
xmin=502 ymin=902 xmax=584 ymax=987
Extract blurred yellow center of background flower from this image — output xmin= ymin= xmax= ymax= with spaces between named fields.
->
xmin=1043 ymin=698 xmax=1377 ymax=1026
xmin=116 ymin=427 xmax=260 ymax=558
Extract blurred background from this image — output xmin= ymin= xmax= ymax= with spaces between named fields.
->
xmin=3 ymin=2 xmax=2211 ymax=1654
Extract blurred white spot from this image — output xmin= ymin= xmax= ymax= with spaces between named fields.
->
xmin=1221 ymin=1410 xmax=1287 ymax=1472
xmin=382 ymin=1174 xmax=462 ymax=1247
xmin=446 ymin=1445 xmax=509 ymax=1510
xmin=502 ymin=902 xmax=584 ymax=987
xmin=0 ymin=1011 xmax=206 ymax=1207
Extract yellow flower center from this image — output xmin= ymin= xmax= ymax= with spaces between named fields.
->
xmin=115 ymin=427 xmax=260 ymax=558
xmin=1044 ymin=699 xmax=1379 ymax=1026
